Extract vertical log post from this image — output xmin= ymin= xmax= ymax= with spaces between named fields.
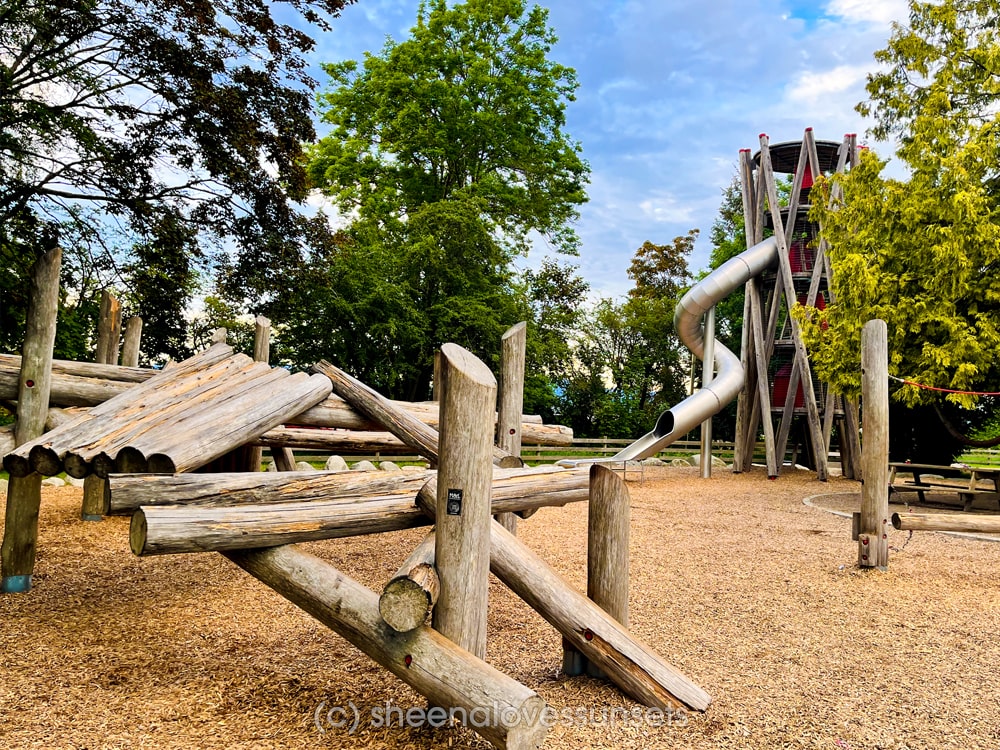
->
xmin=432 ymin=343 xmax=497 ymax=659
xmin=94 ymin=290 xmax=122 ymax=366
xmin=495 ymin=322 xmax=526 ymax=534
xmin=243 ymin=316 xmax=271 ymax=473
xmin=120 ymin=316 xmax=143 ymax=368
xmin=2 ymin=246 xmax=61 ymax=593
xmin=82 ymin=293 xmax=120 ymax=520
xmin=565 ymin=463 xmax=632 ymax=677
xmin=858 ymin=319 xmax=889 ymax=570
xmin=700 ymin=306 xmax=716 ymax=478
xmin=585 ymin=464 xmax=630 ymax=678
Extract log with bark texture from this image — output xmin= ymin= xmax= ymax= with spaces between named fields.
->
xmin=108 ymin=468 xmax=433 ymax=515
xmin=120 ymin=317 xmax=143 ymax=368
xmin=2 ymin=246 xmax=60 ymax=593
xmin=3 ymin=344 xmax=233 ymax=476
xmin=314 ymin=360 xmax=513 ymax=467
xmin=127 ymin=466 xmax=588 ymax=554
xmin=409 ymin=503 xmax=711 ymax=713
xmin=892 ymin=512 xmax=1000 ymax=533
xmin=142 ymin=371 xmax=333 ymax=475
xmin=224 ymin=545 xmax=548 ymax=750
xmin=379 ymin=531 xmax=439 ymax=632
xmin=496 ymin=322 xmax=527 ymax=533
xmin=270 ymin=445 xmax=297 ymax=471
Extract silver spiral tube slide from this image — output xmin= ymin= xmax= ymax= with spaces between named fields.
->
xmin=606 ymin=236 xmax=779 ymax=463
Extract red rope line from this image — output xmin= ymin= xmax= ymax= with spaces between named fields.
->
xmin=889 ymin=374 xmax=1000 ymax=396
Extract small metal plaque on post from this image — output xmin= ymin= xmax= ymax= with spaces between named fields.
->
xmin=446 ymin=489 xmax=463 ymax=516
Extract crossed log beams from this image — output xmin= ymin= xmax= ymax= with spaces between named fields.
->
xmin=117 ymin=360 xmax=712 ymax=721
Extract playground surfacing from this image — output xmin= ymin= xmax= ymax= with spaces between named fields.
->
xmin=1 ymin=466 xmax=998 ymax=750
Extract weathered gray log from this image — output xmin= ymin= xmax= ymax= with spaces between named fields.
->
xmin=2 ymin=245 xmax=61 ymax=593
xmin=211 ymin=327 xmax=228 ymax=344
xmin=81 ymin=474 xmax=109 ymax=520
xmin=379 ymin=531 xmax=439 ymax=632
xmin=108 ymin=468 xmax=432 ymax=515
xmin=0 ymin=424 xmax=13 ymax=457
xmin=891 ymin=512 xmax=1000 ymax=533
xmin=414 ymin=496 xmax=712 ymax=712
xmin=432 ymin=344 xmax=497 ymax=659
xmin=271 ymin=446 xmax=297 ymax=471
xmin=4 ymin=344 xmax=234 ymax=477
xmin=0 ymin=354 xmax=152 ymax=383
xmin=95 ymin=290 xmax=122 ymax=367
xmin=585 ymin=464 xmax=630 ymax=678
xmin=37 ymin=351 xmax=257 ymax=477
xmin=83 ymin=299 xmax=119 ymax=520
xmin=489 ymin=519 xmax=710 ymax=711
xmin=126 ymin=465 xmax=588 ymax=554
xmin=313 ymin=360 xmax=513 ymax=466
xmin=243 ymin=315 xmax=271 ymax=473
xmin=257 ymin=427 xmax=428 ymax=455
xmin=496 ymin=322 xmax=527 ymax=533
xmin=859 ymin=319 xmax=889 ymax=569
xmin=120 ymin=317 xmax=143 ymax=368
xmin=142 ymin=371 xmax=333 ymax=475
xmin=224 ymin=545 xmax=548 ymax=750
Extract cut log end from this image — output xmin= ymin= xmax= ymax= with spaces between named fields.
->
xmin=379 ymin=573 xmax=436 ymax=632
xmin=28 ymin=444 xmax=63 ymax=477
xmin=63 ymin=452 xmax=91 ymax=478
xmin=129 ymin=511 xmax=148 ymax=556
xmin=147 ymin=453 xmax=177 ymax=474
xmin=3 ymin=453 xmax=32 ymax=478
xmin=115 ymin=446 xmax=148 ymax=474
xmin=91 ymin=452 xmax=116 ymax=479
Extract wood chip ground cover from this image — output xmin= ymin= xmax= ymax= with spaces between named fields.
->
xmin=1 ymin=467 xmax=998 ymax=749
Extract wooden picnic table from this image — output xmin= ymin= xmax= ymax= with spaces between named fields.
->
xmin=888 ymin=462 xmax=1000 ymax=511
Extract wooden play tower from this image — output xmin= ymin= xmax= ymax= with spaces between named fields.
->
xmin=732 ymin=129 xmax=864 ymax=481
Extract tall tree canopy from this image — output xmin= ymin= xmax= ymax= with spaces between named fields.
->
xmin=1 ymin=0 xmax=354 ymax=361
xmin=800 ymin=0 xmax=1000 ymax=409
xmin=279 ymin=0 xmax=590 ymax=399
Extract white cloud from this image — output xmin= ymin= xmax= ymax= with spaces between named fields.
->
xmin=639 ymin=194 xmax=696 ymax=224
xmin=786 ymin=64 xmax=871 ymax=106
xmin=824 ymin=0 xmax=909 ymax=27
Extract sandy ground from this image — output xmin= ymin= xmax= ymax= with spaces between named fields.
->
xmin=1 ymin=467 xmax=998 ymax=750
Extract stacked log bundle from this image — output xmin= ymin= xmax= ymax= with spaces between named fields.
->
xmin=3 ymin=344 xmax=333 ymax=478
xmin=0 ymin=355 xmax=572 ymax=447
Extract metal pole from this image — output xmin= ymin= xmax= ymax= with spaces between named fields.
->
xmin=700 ymin=306 xmax=716 ymax=479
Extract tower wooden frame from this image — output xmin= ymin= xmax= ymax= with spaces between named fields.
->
xmin=732 ymin=129 xmax=864 ymax=480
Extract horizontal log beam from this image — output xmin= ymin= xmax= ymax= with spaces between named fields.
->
xmin=891 ymin=512 xmax=1000 ymax=534
xmin=127 ymin=466 xmax=589 ymax=555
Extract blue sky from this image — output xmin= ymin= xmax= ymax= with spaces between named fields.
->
xmin=308 ymin=0 xmax=909 ymax=298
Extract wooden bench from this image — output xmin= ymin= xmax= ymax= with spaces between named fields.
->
xmin=889 ymin=462 xmax=1000 ymax=511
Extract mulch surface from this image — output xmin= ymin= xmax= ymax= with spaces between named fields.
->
xmin=2 ymin=466 xmax=998 ymax=749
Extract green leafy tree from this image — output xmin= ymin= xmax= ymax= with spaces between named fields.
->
xmin=288 ymin=0 xmax=589 ymax=398
xmin=801 ymin=0 xmax=1000 ymax=411
xmin=2 ymin=0 xmax=354 ymax=358
xmin=560 ymin=233 xmax=693 ymax=438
